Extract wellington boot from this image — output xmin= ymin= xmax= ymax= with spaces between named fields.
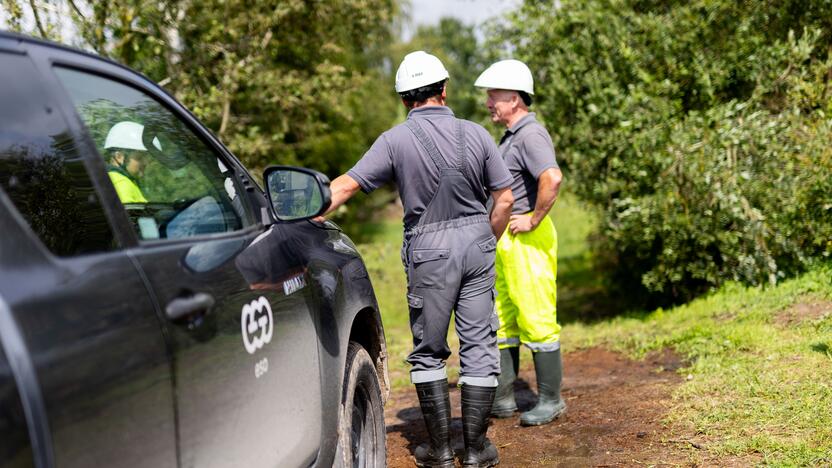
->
xmin=520 ymin=349 xmax=566 ymax=426
xmin=414 ymin=380 xmax=455 ymax=468
xmin=460 ymin=384 xmax=500 ymax=467
xmin=491 ymin=347 xmax=519 ymax=418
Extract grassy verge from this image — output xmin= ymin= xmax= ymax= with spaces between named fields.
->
xmin=566 ymin=267 xmax=832 ymax=465
xmin=355 ymin=192 xmax=596 ymax=389
xmin=555 ymin=196 xmax=832 ymax=465
xmin=354 ymin=228 xmax=410 ymax=390
xmin=355 ymin=194 xmax=832 ymax=464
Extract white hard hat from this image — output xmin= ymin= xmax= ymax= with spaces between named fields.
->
xmin=104 ymin=121 xmax=162 ymax=151
xmin=474 ymin=59 xmax=535 ymax=95
xmin=395 ymin=51 xmax=449 ymax=93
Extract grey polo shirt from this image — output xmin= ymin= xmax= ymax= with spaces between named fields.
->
xmin=348 ymin=106 xmax=512 ymax=228
xmin=498 ymin=112 xmax=559 ymax=215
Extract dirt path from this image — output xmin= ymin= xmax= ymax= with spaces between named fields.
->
xmin=384 ymin=347 xmax=745 ymax=467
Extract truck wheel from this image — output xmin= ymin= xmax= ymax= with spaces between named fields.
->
xmin=335 ymin=341 xmax=386 ymax=467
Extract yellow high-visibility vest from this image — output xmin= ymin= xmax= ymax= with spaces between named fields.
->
xmin=108 ymin=171 xmax=147 ymax=204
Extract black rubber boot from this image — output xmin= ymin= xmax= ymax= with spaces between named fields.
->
xmin=520 ymin=349 xmax=566 ymax=426
xmin=491 ymin=347 xmax=519 ymax=418
xmin=413 ymin=380 xmax=455 ymax=468
xmin=460 ymin=384 xmax=500 ymax=467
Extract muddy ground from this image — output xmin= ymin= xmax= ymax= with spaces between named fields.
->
xmin=384 ymin=347 xmax=756 ymax=467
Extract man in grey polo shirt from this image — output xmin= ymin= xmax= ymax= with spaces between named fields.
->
xmin=321 ymin=51 xmax=513 ymax=468
xmin=475 ymin=59 xmax=566 ymax=427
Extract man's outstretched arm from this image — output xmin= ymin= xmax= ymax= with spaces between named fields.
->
xmin=321 ymin=173 xmax=362 ymax=217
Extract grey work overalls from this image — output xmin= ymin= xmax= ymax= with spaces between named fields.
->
xmin=403 ymin=118 xmax=500 ymax=387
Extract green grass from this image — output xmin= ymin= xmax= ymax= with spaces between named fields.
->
xmin=552 ymin=197 xmax=832 ymax=465
xmin=354 ymin=193 xmax=832 ymax=464
xmin=565 ymin=268 xmax=832 ymax=465
xmin=355 ymin=192 xmax=599 ymax=389
xmin=354 ymin=232 xmax=411 ymax=390
xmin=551 ymin=192 xmax=612 ymax=323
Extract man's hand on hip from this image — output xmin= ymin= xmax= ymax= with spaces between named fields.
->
xmin=509 ymin=214 xmax=536 ymax=235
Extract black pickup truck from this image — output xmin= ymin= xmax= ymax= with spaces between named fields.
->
xmin=0 ymin=31 xmax=388 ymax=468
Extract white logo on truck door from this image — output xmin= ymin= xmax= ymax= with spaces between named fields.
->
xmin=241 ymin=296 xmax=274 ymax=354
xmin=283 ymin=274 xmax=306 ymax=295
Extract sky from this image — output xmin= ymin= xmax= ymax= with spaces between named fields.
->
xmin=401 ymin=0 xmax=522 ymax=40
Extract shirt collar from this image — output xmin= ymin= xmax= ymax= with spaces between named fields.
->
xmin=506 ymin=112 xmax=537 ymax=134
xmin=407 ymin=105 xmax=455 ymax=119
xmin=500 ymin=112 xmax=536 ymax=145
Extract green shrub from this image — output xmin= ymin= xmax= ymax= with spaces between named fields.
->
xmin=497 ymin=0 xmax=832 ymax=303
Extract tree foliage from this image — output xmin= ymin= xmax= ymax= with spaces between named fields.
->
xmin=497 ymin=0 xmax=832 ymax=303
xmin=2 ymin=0 xmax=401 ymax=178
xmin=8 ymin=0 xmax=831 ymax=304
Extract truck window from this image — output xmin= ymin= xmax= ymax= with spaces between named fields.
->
xmin=54 ymin=67 xmax=248 ymax=241
xmin=0 ymin=52 xmax=116 ymax=256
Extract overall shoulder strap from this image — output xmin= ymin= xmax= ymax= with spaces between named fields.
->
xmin=454 ymin=118 xmax=469 ymax=177
xmin=405 ymin=119 xmax=449 ymax=171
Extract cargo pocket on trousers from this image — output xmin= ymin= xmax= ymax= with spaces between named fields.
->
xmin=408 ymin=293 xmax=425 ymax=340
xmin=476 ymin=236 xmax=498 ymax=276
xmin=412 ymin=248 xmax=450 ymax=289
xmin=477 ymin=236 xmax=497 ymax=253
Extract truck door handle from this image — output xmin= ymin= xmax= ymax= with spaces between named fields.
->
xmin=165 ymin=293 xmax=215 ymax=321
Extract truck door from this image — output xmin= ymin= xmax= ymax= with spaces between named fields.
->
xmin=0 ymin=49 xmax=176 ymax=468
xmin=53 ymin=65 xmax=325 ymax=468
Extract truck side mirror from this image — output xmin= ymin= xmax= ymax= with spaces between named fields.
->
xmin=263 ymin=166 xmax=332 ymax=221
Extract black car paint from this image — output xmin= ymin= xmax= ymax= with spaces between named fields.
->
xmin=0 ymin=290 xmax=40 ymax=468
xmin=0 ymin=31 xmax=387 ymax=468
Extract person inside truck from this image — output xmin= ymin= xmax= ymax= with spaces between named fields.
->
xmin=103 ymin=120 xmax=157 ymax=204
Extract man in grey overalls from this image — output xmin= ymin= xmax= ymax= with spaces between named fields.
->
xmin=321 ymin=51 xmax=514 ymax=467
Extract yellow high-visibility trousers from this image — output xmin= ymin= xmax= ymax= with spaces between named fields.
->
xmin=495 ymin=214 xmax=560 ymax=351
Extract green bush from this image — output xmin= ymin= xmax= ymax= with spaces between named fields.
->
xmin=497 ymin=0 xmax=832 ymax=303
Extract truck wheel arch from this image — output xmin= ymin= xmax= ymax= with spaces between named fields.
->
xmin=347 ymin=307 xmax=389 ymax=403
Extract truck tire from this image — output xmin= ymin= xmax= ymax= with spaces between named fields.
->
xmin=334 ymin=341 xmax=386 ymax=468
